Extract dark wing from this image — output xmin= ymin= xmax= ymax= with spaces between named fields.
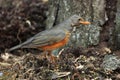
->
xmin=22 ymin=29 xmax=66 ymax=48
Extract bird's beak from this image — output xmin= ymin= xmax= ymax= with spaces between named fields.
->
xmin=79 ymin=18 xmax=91 ymax=25
xmin=79 ymin=21 xmax=91 ymax=25
xmin=71 ymin=18 xmax=90 ymax=27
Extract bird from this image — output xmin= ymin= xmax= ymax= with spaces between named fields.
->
xmin=8 ymin=14 xmax=90 ymax=62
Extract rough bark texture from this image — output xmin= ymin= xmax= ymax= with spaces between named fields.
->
xmin=100 ymin=0 xmax=117 ymax=49
xmin=115 ymin=0 xmax=120 ymax=49
xmin=46 ymin=0 xmax=105 ymax=48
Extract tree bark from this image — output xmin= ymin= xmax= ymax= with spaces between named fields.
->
xmin=46 ymin=0 xmax=105 ymax=48
xmin=115 ymin=0 xmax=120 ymax=49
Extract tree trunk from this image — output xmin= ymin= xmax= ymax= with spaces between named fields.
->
xmin=115 ymin=0 xmax=120 ymax=50
xmin=46 ymin=0 xmax=105 ymax=48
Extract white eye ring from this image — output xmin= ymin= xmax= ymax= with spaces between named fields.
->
xmin=78 ymin=18 xmax=84 ymax=21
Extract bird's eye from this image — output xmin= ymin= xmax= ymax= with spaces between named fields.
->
xmin=78 ymin=18 xmax=81 ymax=21
xmin=78 ymin=18 xmax=83 ymax=21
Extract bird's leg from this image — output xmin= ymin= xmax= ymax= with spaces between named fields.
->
xmin=47 ymin=51 xmax=57 ymax=64
xmin=40 ymin=51 xmax=48 ymax=59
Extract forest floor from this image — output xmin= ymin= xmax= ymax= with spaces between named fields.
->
xmin=0 ymin=46 xmax=120 ymax=80
xmin=0 ymin=0 xmax=120 ymax=80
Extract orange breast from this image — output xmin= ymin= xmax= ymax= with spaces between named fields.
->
xmin=39 ymin=32 xmax=70 ymax=51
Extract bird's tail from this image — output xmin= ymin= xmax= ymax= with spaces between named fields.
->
xmin=8 ymin=44 xmax=22 ymax=52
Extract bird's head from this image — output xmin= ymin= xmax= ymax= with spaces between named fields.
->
xmin=70 ymin=15 xmax=90 ymax=27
